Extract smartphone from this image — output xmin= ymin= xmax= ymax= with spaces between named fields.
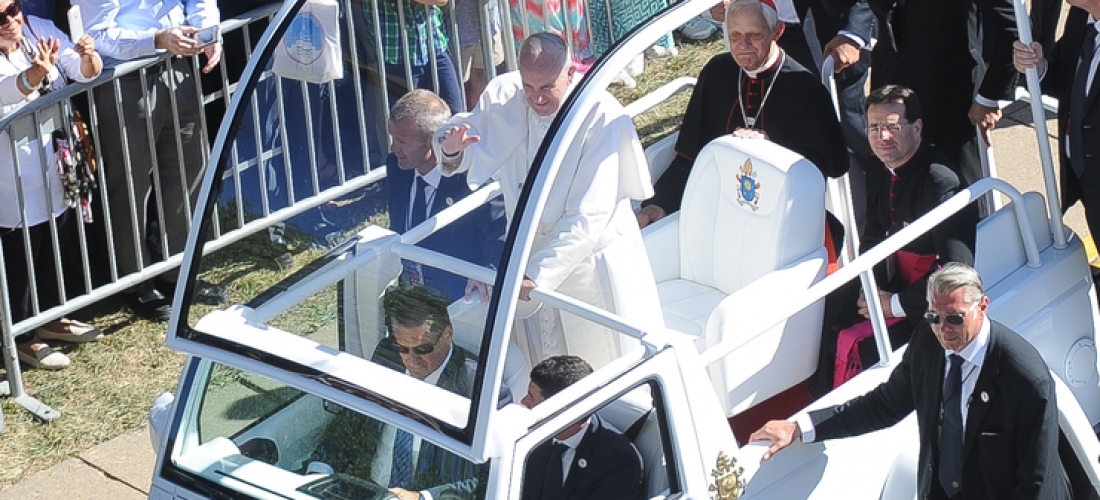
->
xmin=194 ymin=25 xmax=220 ymax=48
xmin=67 ymin=6 xmax=83 ymax=41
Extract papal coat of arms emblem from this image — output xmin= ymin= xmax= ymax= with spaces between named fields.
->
xmin=735 ymin=159 xmax=761 ymax=210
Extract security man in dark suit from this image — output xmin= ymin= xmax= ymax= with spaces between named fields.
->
xmin=520 ymin=356 xmax=644 ymax=500
xmin=752 ymin=263 xmax=1071 ymax=499
xmin=386 ymin=89 xmax=504 ymax=301
xmin=313 ymin=285 xmax=482 ymax=499
xmin=1014 ymin=0 xmax=1100 ymax=241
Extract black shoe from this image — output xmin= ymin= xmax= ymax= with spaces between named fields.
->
xmin=156 ymin=279 xmax=228 ymax=306
xmin=130 ymin=283 xmax=172 ymax=321
xmin=192 ymin=280 xmax=229 ymax=306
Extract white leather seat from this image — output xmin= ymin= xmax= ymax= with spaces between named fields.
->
xmin=643 ymin=136 xmax=828 ymax=416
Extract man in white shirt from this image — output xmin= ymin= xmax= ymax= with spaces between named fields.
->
xmin=75 ymin=0 xmax=222 ymax=320
xmin=751 ymin=263 xmax=1070 ymax=499
xmin=435 ymin=32 xmax=662 ymax=368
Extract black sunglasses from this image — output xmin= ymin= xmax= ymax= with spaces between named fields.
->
xmin=924 ymin=301 xmax=979 ymax=326
xmin=0 ymin=3 xmax=20 ymax=26
xmin=393 ymin=333 xmax=443 ymax=355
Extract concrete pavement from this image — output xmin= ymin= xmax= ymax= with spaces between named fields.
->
xmin=0 ymin=427 xmax=154 ymax=499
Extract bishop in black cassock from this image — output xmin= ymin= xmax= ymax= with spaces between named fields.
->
xmin=640 ymin=0 xmax=849 ymax=220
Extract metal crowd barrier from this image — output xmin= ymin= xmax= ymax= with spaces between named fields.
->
xmin=0 ymin=0 xmax=531 ymax=426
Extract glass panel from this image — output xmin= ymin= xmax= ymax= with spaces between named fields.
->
xmin=175 ymin=0 xmax=508 ymax=435
xmin=175 ymin=361 xmax=488 ymax=499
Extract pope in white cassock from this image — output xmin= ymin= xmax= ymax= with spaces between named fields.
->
xmin=435 ymin=32 xmax=663 ymax=368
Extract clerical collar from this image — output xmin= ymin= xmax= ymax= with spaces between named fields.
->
xmin=742 ymin=47 xmax=783 ymax=79
xmin=884 ymin=142 xmax=928 ymax=175
xmin=739 ymin=50 xmax=785 ymax=128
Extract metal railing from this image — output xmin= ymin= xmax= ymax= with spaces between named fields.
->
xmin=0 ymin=0 xmax=550 ymax=426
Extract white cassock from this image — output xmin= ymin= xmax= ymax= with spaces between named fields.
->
xmin=435 ymin=71 xmax=664 ymax=368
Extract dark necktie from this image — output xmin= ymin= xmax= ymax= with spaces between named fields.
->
xmin=540 ymin=442 xmax=568 ymax=499
xmin=1069 ymin=24 xmax=1098 ymax=177
xmin=939 ymin=354 xmax=965 ymax=497
xmin=390 ymin=428 xmax=415 ymax=488
xmin=409 ymin=176 xmax=428 ymax=228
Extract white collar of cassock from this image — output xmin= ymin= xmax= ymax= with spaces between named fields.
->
xmin=743 ymin=47 xmax=783 ymax=79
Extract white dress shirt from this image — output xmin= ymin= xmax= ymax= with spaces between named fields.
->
xmin=408 ymin=167 xmax=441 ymax=228
xmin=553 ymin=417 xmax=592 ymax=482
xmin=74 ymin=0 xmax=220 ymax=61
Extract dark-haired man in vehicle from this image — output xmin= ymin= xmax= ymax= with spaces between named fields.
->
xmin=520 ymin=355 xmax=644 ymax=500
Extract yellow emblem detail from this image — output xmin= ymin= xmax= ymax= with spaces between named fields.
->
xmin=709 ymin=451 xmax=746 ymax=499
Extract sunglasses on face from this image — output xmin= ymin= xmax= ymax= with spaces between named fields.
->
xmin=0 ymin=3 xmax=20 ymax=26
xmin=924 ymin=300 xmax=980 ymax=326
xmin=393 ymin=333 xmax=443 ymax=356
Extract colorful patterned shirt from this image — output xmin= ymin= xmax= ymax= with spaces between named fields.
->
xmin=365 ymin=0 xmax=450 ymax=66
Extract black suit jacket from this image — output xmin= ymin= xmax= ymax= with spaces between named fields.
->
xmin=1039 ymin=10 xmax=1100 ymax=230
xmin=386 ymin=154 xmax=505 ymax=300
xmin=646 ymin=54 xmax=849 ymax=214
xmin=521 ymin=417 xmax=644 ymax=500
xmin=810 ymin=320 xmax=1070 ymax=499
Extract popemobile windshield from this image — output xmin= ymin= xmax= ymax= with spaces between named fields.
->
xmin=147 ymin=0 xmax=1100 ymax=498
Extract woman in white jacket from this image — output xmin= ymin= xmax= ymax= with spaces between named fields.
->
xmin=0 ymin=0 xmax=102 ymax=369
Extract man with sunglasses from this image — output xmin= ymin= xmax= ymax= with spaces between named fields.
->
xmin=752 ymin=263 xmax=1071 ymax=499
xmin=314 ymin=284 xmax=482 ymax=500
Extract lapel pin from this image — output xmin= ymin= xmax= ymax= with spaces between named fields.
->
xmin=578 ymin=458 xmax=587 ymax=468
xmin=446 ymin=197 xmax=454 ymax=206
xmin=980 ymin=392 xmax=989 ymax=403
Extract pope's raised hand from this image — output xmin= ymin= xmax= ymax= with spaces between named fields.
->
xmin=441 ymin=123 xmax=481 ymax=156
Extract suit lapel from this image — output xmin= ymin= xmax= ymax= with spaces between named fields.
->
xmin=962 ymin=328 xmax=1001 ymax=458
xmin=1081 ymin=28 xmax=1100 ymax=116
xmin=391 ymin=166 xmax=412 ymax=232
xmin=431 ymin=177 xmax=454 ymax=214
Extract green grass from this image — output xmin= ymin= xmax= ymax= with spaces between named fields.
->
xmin=0 ymin=34 xmax=725 ymax=489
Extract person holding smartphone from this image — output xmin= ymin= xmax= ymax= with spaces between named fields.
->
xmin=73 ymin=0 xmax=223 ymax=321
xmin=0 ymin=0 xmax=104 ymax=369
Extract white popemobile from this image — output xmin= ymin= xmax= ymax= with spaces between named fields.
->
xmin=146 ymin=0 xmax=1100 ymax=498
